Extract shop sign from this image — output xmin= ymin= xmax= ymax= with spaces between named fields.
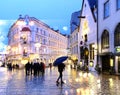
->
xmin=115 ymin=46 xmax=120 ymax=53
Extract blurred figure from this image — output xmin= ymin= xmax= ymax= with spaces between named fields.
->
xmin=40 ymin=62 xmax=45 ymax=76
xmin=49 ymin=63 xmax=52 ymax=70
xmin=25 ymin=61 xmax=30 ymax=75
xmin=7 ymin=62 xmax=12 ymax=71
xmin=30 ymin=61 xmax=34 ymax=75
xmin=33 ymin=60 xmax=39 ymax=76
xmin=56 ymin=63 xmax=65 ymax=84
xmin=16 ymin=64 xmax=19 ymax=69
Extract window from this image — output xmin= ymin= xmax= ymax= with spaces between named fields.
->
xmin=80 ymin=46 xmax=84 ymax=59
xmin=104 ymin=1 xmax=109 ymax=18
xmin=90 ymin=44 xmax=94 ymax=60
xmin=101 ymin=30 xmax=109 ymax=49
xmin=117 ymin=0 xmax=120 ymax=10
xmin=114 ymin=23 xmax=120 ymax=46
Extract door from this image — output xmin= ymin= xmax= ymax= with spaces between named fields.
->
xmin=102 ymin=55 xmax=110 ymax=72
xmin=118 ymin=57 xmax=120 ymax=73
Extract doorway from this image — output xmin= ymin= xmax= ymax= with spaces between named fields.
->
xmin=118 ymin=56 xmax=120 ymax=73
xmin=102 ymin=55 xmax=110 ymax=72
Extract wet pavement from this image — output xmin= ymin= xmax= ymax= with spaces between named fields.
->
xmin=0 ymin=66 xmax=120 ymax=95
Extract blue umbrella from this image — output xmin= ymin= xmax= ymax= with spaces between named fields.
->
xmin=53 ymin=56 xmax=68 ymax=66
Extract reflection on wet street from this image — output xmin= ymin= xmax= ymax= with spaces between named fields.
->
xmin=0 ymin=66 xmax=120 ymax=95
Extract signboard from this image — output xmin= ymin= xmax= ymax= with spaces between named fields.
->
xmin=115 ymin=46 xmax=120 ymax=53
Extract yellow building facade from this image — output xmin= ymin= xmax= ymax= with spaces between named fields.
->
xmin=6 ymin=15 xmax=67 ymax=66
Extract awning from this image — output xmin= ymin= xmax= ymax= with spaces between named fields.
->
xmin=99 ymin=52 xmax=113 ymax=56
xmin=114 ymin=53 xmax=120 ymax=56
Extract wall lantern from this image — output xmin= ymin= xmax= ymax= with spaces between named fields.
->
xmin=90 ymin=61 xmax=93 ymax=67
xmin=110 ymin=58 xmax=113 ymax=67
xmin=80 ymin=61 xmax=82 ymax=66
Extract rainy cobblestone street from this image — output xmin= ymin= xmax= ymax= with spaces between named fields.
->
xmin=0 ymin=66 xmax=120 ymax=95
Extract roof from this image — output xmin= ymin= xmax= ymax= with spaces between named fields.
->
xmin=88 ymin=0 xmax=97 ymax=9
xmin=87 ymin=0 xmax=97 ymax=22
xmin=21 ymin=27 xmax=31 ymax=32
xmin=70 ymin=10 xmax=81 ymax=33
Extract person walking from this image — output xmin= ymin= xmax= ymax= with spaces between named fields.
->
xmin=56 ymin=63 xmax=65 ymax=84
xmin=33 ymin=61 xmax=39 ymax=76
xmin=30 ymin=61 xmax=33 ymax=75
xmin=49 ymin=63 xmax=52 ymax=70
xmin=40 ymin=62 xmax=45 ymax=76
xmin=25 ymin=61 xmax=30 ymax=75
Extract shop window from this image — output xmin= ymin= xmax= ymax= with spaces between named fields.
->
xmin=101 ymin=30 xmax=109 ymax=49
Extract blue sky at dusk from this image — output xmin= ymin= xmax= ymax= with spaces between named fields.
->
xmin=0 ymin=0 xmax=82 ymax=52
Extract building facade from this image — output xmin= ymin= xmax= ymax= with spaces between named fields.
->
xmin=69 ymin=11 xmax=80 ymax=67
xmin=7 ymin=15 xmax=67 ymax=66
xmin=98 ymin=0 xmax=120 ymax=74
xmin=78 ymin=0 xmax=97 ymax=71
xmin=70 ymin=27 xmax=79 ymax=63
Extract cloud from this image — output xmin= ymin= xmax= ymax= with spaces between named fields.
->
xmin=0 ymin=20 xmax=7 ymax=26
xmin=62 ymin=26 xmax=68 ymax=31
xmin=0 ymin=20 xmax=15 ymax=52
xmin=0 ymin=43 xmax=7 ymax=52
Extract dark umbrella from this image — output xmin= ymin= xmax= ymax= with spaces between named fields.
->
xmin=53 ymin=56 xmax=68 ymax=66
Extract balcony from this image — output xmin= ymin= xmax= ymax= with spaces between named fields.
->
xmin=23 ymin=52 xmax=28 ymax=57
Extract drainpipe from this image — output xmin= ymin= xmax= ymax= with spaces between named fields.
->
xmin=97 ymin=0 xmax=99 ymax=66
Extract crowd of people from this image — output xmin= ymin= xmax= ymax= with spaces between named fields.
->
xmin=7 ymin=63 xmax=19 ymax=70
xmin=25 ymin=61 xmax=45 ymax=76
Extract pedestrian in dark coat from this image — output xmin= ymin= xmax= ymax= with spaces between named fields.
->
xmin=49 ymin=63 xmax=52 ymax=70
xmin=40 ymin=62 xmax=45 ymax=76
xmin=30 ymin=62 xmax=34 ymax=75
xmin=25 ymin=61 xmax=30 ymax=75
xmin=33 ymin=62 xmax=39 ymax=76
xmin=56 ymin=63 xmax=65 ymax=84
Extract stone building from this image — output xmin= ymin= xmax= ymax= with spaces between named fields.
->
xmin=7 ymin=15 xmax=67 ymax=66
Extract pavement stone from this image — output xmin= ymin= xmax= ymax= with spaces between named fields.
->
xmin=0 ymin=66 xmax=120 ymax=95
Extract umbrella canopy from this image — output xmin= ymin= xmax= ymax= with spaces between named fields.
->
xmin=53 ymin=56 xmax=68 ymax=66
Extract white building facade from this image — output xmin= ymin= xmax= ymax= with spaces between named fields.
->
xmin=7 ymin=15 xmax=67 ymax=65
xmin=70 ymin=28 xmax=79 ymax=63
xmin=69 ymin=11 xmax=80 ymax=67
xmin=78 ymin=0 xmax=97 ymax=71
xmin=98 ymin=0 xmax=120 ymax=74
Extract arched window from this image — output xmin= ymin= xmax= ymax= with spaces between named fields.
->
xmin=114 ymin=23 xmax=120 ymax=46
xmin=101 ymin=30 xmax=109 ymax=49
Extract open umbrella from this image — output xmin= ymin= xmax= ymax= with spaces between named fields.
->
xmin=53 ymin=56 xmax=68 ymax=66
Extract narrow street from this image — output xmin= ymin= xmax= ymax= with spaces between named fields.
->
xmin=0 ymin=66 xmax=120 ymax=95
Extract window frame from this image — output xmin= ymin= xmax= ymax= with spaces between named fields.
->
xmin=117 ymin=0 xmax=120 ymax=10
xmin=101 ymin=30 xmax=109 ymax=49
xmin=104 ymin=0 xmax=110 ymax=19
xmin=114 ymin=23 xmax=120 ymax=46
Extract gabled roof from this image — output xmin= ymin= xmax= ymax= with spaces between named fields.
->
xmin=81 ymin=0 xmax=97 ymax=22
xmin=88 ymin=0 xmax=97 ymax=9
xmin=70 ymin=10 xmax=81 ymax=33
xmin=88 ymin=0 xmax=97 ymax=22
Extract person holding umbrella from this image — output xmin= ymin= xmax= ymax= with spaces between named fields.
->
xmin=53 ymin=56 xmax=68 ymax=84
xmin=56 ymin=63 xmax=65 ymax=84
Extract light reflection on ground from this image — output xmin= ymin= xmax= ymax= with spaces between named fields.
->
xmin=0 ymin=66 xmax=120 ymax=95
